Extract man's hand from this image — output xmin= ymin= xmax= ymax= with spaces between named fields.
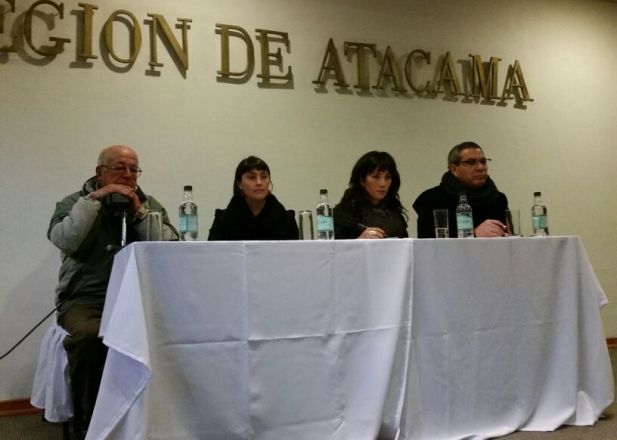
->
xmin=88 ymin=184 xmax=141 ymax=213
xmin=474 ymin=219 xmax=507 ymax=237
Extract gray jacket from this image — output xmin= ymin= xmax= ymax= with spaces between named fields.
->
xmin=48 ymin=176 xmax=178 ymax=309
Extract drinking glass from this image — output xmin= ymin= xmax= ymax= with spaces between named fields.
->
xmin=505 ymin=209 xmax=521 ymax=236
xmin=298 ymin=210 xmax=314 ymax=240
xmin=433 ymin=209 xmax=449 ymax=238
xmin=146 ymin=211 xmax=163 ymax=241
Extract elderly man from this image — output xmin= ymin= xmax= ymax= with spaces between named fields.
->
xmin=413 ymin=141 xmax=509 ymax=238
xmin=48 ymin=145 xmax=178 ymax=438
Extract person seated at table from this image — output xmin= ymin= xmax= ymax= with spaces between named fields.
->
xmin=412 ymin=141 xmax=509 ymax=238
xmin=48 ymin=145 xmax=178 ymax=439
xmin=208 ymin=155 xmax=299 ymax=240
xmin=334 ymin=151 xmax=408 ymax=239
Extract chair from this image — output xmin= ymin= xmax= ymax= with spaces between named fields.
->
xmin=31 ymin=319 xmax=73 ymax=438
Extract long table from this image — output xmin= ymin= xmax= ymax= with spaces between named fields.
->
xmin=86 ymin=237 xmax=614 ymax=440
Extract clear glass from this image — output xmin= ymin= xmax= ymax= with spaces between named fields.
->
xmin=145 ymin=211 xmax=162 ymax=241
xmin=298 ymin=210 xmax=315 ymax=240
xmin=433 ymin=209 xmax=449 ymax=238
xmin=505 ymin=209 xmax=521 ymax=236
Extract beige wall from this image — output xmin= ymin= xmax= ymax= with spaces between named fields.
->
xmin=1 ymin=0 xmax=616 ymax=399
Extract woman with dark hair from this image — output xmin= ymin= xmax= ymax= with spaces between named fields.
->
xmin=208 ymin=156 xmax=299 ymax=240
xmin=334 ymin=151 xmax=408 ymax=239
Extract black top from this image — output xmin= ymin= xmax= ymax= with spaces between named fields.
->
xmin=208 ymin=194 xmax=298 ymax=240
xmin=413 ymin=171 xmax=508 ymax=238
xmin=333 ymin=198 xmax=408 ymax=239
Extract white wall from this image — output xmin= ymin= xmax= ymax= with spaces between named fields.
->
xmin=1 ymin=0 xmax=616 ymax=399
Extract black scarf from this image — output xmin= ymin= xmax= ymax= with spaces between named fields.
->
xmin=218 ymin=194 xmax=291 ymax=240
xmin=440 ymin=171 xmax=501 ymax=202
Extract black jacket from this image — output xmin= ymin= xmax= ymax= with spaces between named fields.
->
xmin=334 ymin=198 xmax=408 ymax=239
xmin=413 ymin=172 xmax=508 ymax=238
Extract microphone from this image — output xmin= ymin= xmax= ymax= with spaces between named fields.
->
xmin=103 ymin=193 xmax=131 ymax=213
xmin=103 ymin=193 xmax=131 ymax=248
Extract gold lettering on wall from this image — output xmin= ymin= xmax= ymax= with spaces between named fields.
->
xmin=315 ymin=39 xmax=533 ymax=104
xmin=255 ymin=29 xmax=292 ymax=86
xmin=0 ymin=0 xmax=16 ymax=52
xmin=24 ymin=0 xmax=70 ymax=56
xmin=470 ymin=54 xmax=500 ymax=100
xmin=374 ymin=46 xmax=405 ymax=92
xmin=103 ymin=10 xmax=141 ymax=64
xmin=216 ymin=23 xmax=255 ymax=82
xmin=344 ymin=42 xmax=377 ymax=90
xmin=1 ymin=0 xmax=533 ymax=106
xmin=433 ymin=51 xmax=463 ymax=96
xmin=77 ymin=2 xmax=98 ymax=59
xmin=312 ymin=38 xmax=349 ymax=88
xmin=405 ymin=49 xmax=431 ymax=93
xmin=147 ymin=13 xmax=191 ymax=72
xmin=501 ymin=60 xmax=533 ymax=102
xmin=0 ymin=0 xmax=14 ymax=33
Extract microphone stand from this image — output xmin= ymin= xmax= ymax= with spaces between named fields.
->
xmin=120 ymin=211 xmax=128 ymax=247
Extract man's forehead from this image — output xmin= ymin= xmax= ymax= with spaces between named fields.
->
xmin=460 ymin=148 xmax=485 ymax=158
xmin=107 ymin=151 xmax=138 ymax=164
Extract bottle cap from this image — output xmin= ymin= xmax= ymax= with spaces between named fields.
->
xmin=320 ymin=189 xmax=328 ymax=194
xmin=184 ymin=185 xmax=193 ymax=191
xmin=534 ymin=191 xmax=541 ymax=196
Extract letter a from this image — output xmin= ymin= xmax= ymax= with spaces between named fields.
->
xmin=313 ymin=38 xmax=349 ymax=88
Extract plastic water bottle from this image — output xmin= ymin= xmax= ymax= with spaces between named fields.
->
xmin=316 ymin=189 xmax=335 ymax=240
xmin=179 ymin=185 xmax=198 ymax=241
xmin=531 ymin=191 xmax=549 ymax=236
xmin=456 ymin=193 xmax=474 ymax=238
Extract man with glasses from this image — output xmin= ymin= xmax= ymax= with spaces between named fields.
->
xmin=413 ymin=141 xmax=509 ymax=238
xmin=48 ymin=145 xmax=178 ymax=439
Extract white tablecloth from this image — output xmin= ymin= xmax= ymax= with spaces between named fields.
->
xmin=87 ymin=237 xmax=614 ymax=440
xmin=30 ymin=320 xmax=73 ymax=422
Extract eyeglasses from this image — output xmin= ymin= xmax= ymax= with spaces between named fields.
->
xmin=100 ymin=165 xmax=142 ymax=176
xmin=457 ymin=158 xmax=491 ymax=167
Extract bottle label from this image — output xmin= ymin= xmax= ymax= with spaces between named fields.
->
xmin=179 ymin=214 xmax=198 ymax=232
xmin=187 ymin=214 xmax=198 ymax=232
xmin=316 ymin=215 xmax=334 ymax=232
xmin=456 ymin=213 xmax=473 ymax=230
xmin=533 ymin=215 xmax=547 ymax=229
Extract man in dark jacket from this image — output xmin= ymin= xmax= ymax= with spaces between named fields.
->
xmin=48 ymin=145 xmax=178 ymax=438
xmin=413 ymin=141 xmax=509 ymax=238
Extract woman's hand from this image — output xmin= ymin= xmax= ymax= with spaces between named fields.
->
xmin=358 ymin=227 xmax=386 ymax=239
